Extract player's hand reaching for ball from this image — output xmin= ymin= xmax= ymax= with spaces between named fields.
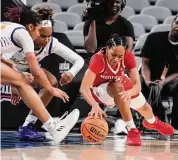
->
xmin=11 ymin=87 xmax=21 ymax=105
xmin=22 ymin=72 xmax=34 ymax=83
xmin=89 ymin=103 xmax=107 ymax=119
xmin=49 ymin=87 xmax=69 ymax=103
xmin=59 ymin=72 xmax=74 ymax=86
xmin=120 ymin=90 xmax=131 ymax=105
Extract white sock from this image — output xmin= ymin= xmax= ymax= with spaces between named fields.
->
xmin=22 ymin=115 xmax=38 ymax=127
xmin=146 ymin=116 xmax=156 ymax=124
xmin=43 ymin=117 xmax=56 ymax=132
xmin=124 ymin=119 xmax=136 ymax=131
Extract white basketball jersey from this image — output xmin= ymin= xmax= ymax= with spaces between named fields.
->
xmin=6 ymin=37 xmax=55 ymax=71
xmin=1 ymin=22 xmax=25 ymax=55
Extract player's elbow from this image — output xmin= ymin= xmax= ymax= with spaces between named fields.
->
xmin=78 ymin=56 xmax=85 ymax=69
xmin=80 ymin=84 xmax=87 ymax=95
xmin=79 ymin=86 xmax=85 ymax=95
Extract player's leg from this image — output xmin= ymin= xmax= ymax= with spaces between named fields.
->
xmin=1 ymin=62 xmax=79 ymax=142
xmin=107 ymin=82 xmax=141 ymax=146
xmin=134 ymin=99 xmax=175 ymax=136
xmin=92 ymin=82 xmax=138 ymax=145
xmin=20 ymin=69 xmax=79 ymax=140
xmin=1 ymin=62 xmax=51 ymax=123
xmin=22 ymin=69 xmax=58 ymax=127
xmin=38 ymin=69 xmax=58 ymax=107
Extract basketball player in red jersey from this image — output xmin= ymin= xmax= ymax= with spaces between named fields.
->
xmin=80 ymin=34 xmax=175 ymax=146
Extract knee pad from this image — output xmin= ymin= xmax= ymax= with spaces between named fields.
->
xmin=130 ymin=92 xmax=146 ymax=109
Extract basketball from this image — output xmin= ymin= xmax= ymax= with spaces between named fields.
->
xmin=80 ymin=117 xmax=109 ymax=143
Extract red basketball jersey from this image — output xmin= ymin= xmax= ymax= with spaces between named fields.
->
xmin=89 ymin=49 xmax=136 ymax=87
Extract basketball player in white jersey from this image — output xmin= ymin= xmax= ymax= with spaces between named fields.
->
xmin=1 ymin=8 xmax=79 ymax=143
xmin=3 ymin=7 xmax=84 ymax=140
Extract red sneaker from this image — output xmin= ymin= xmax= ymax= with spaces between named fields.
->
xmin=142 ymin=117 xmax=175 ymax=136
xmin=126 ymin=128 xmax=142 ymax=146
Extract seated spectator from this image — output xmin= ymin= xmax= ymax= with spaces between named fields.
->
xmin=141 ymin=16 xmax=178 ymax=130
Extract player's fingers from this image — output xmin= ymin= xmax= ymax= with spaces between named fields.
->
xmin=94 ymin=113 xmax=98 ymax=119
xmin=62 ymin=92 xmax=69 ymax=101
xmin=98 ymin=113 xmax=103 ymax=119
xmin=62 ymin=91 xmax=69 ymax=99
xmin=17 ymin=96 xmax=21 ymax=103
xmin=60 ymin=92 xmax=69 ymax=102
xmin=11 ymin=95 xmax=15 ymax=104
xmin=11 ymin=98 xmax=15 ymax=105
xmin=12 ymin=96 xmax=17 ymax=105
xmin=61 ymin=75 xmax=69 ymax=83
xmin=61 ymin=96 xmax=66 ymax=103
xmin=88 ymin=112 xmax=92 ymax=117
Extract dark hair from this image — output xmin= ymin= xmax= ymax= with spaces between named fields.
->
xmin=4 ymin=5 xmax=22 ymax=23
xmin=106 ymin=34 xmax=127 ymax=49
xmin=173 ymin=15 xmax=178 ymax=23
xmin=121 ymin=0 xmax=126 ymax=11
xmin=5 ymin=6 xmax=41 ymax=26
xmin=35 ymin=7 xmax=55 ymax=27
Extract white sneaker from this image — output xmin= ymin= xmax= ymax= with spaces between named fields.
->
xmin=44 ymin=109 xmax=80 ymax=143
xmin=113 ymin=119 xmax=128 ymax=135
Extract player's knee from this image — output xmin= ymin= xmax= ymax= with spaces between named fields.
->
xmin=49 ymin=76 xmax=58 ymax=88
xmin=11 ymin=73 xmax=27 ymax=88
xmin=107 ymin=81 xmax=124 ymax=97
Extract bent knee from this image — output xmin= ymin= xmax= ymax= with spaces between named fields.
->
xmin=11 ymin=73 xmax=28 ymax=88
xmin=107 ymin=81 xmax=124 ymax=97
xmin=49 ymin=76 xmax=58 ymax=87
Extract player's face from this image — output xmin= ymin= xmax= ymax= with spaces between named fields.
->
xmin=28 ymin=24 xmax=42 ymax=40
xmin=107 ymin=0 xmax=122 ymax=16
xmin=35 ymin=27 xmax=53 ymax=48
xmin=107 ymin=45 xmax=125 ymax=67
xmin=171 ymin=17 xmax=178 ymax=39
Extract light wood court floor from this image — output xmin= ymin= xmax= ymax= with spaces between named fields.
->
xmin=1 ymin=131 xmax=178 ymax=160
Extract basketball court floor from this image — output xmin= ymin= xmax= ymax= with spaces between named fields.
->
xmin=1 ymin=131 xmax=178 ymax=160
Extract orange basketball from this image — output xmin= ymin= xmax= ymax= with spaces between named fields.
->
xmin=80 ymin=117 xmax=109 ymax=143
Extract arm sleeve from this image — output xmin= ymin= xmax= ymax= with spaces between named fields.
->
xmin=13 ymin=29 xmax=34 ymax=54
xmin=124 ymin=51 xmax=136 ymax=69
xmin=141 ymin=33 xmax=153 ymax=59
xmin=89 ymin=54 xmax=105 ymax=74
xmin=52 ymin=38 xmax=84 ymax=76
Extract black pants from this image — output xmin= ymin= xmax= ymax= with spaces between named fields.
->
xmin=162 ymin=78 xmax=178 ymax=129
xmin=141 ymin=77 xmax=178 ymax=129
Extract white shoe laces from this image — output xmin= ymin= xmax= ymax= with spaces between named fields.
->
xmin=54 ymin=111 xmax=68 ymax=124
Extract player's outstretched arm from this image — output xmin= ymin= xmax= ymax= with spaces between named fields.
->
xmin=80 ymin=69 xmax=107 ymax=118
xmin=25 ymin=52 xmax=69 ymax=102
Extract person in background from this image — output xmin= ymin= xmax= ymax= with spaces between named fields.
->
xmin=141 ymin=16 xmax=178 ymax=130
